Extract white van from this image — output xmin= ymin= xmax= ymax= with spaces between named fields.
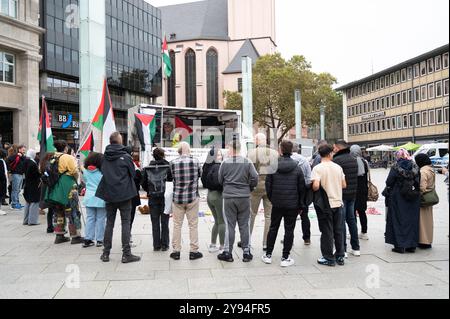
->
xmin=413 ymin=143 xmax=449 ymax=167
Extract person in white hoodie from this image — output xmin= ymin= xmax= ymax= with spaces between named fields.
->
xmin=0 ymin=148 xmax=8 ymax=216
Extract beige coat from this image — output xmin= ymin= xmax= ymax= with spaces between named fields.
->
xmin=419 ymin=165 xmax=436 ymax=245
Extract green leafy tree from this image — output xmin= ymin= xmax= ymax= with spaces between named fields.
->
xmin=224 ymin=53 xmax=343 ymax=143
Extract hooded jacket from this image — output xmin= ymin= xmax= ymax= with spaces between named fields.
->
xmin=265 ymin=155 xmax=306 ymax=209
xmin=333 ymin=148 xmax=358 ymax=201
xmin=96 ymin=144 xmax=137 ymax=203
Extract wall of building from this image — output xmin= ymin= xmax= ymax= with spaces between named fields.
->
xmin=0 ymin=0 xmax=43 ymax=148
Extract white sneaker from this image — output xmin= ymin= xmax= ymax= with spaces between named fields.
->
xmin=345 ymin=252 xmax=349 ymax=259
xmin=208 ymin=244 xmax=220 ymax=253
xmin=0 ymin=210 xmax=6 ymax=216
xmin=351 ymin=250 xmax=361 ymax=257
xmin=261 ymin=254 xmax=272 ymax=264
xmin=359 ymin=233 xmax=369 ymax=241
xmin=280 ymin=257 xmax=295 ymax=268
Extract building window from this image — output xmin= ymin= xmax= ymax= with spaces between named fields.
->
xmin=443 ymin=53 xmax=449 ymax=69
xmin=422 ymin=111 xmax=428 ymax=126
xmin=408 ymin=89 xmax=413 ymax=104
xmin=436 ymin=81 xmax=443 ymax=97
xmin=428 ymin=83 xmax=435 ymax=99
xmin=381 ymin=99 xmax=385 ymax=110
xmin=436 ymin=108 xmax=443 ymax=124
xmin=0 ymin=0 xmax=17 ymax=18
xmin=403 ymin=115 xmax=408 ymax=129
xmin=396 ymin=71 xmax=401 ymax=84
xmin=407 ymin=66 xmax=413 ymax=80
xmin=414 ymin=87 xmax=420 ymax=102
xmin=414 ymin=64 xmax=420 ymax=78
xmin=444 ymin=79 xmax=449 ymax=96
xmin=385 ymin=75 xmax=389 ymax=87
xmin=401 ymin=69 xmax=407 ymax=82
xmin=427 ymin=58 xmax=434 ymax=74
xmin=396 ymin=93 xmax=401 ymax=106
xmin=185 ymin=49 xmax=197 ymax=108
xmin=415 ymin=113 xmax=421 ymax=128
xmin=390 ymin=73 xmax=395 ymax=86
xmin=376 ymin=100 xmax=380 ymax=111
xmin=167 ymin=50 xmax=176 ymax=107
xmin=421 ymin=85 xmax=427 ymax=101
xmin=206 ymin=48 xmax=219 ymax=109
xmin=376 ymin=120 xmax=381 ymax=132
xmin=380 ymin=77 xmax=385 ymax=89
xmin=429 ymin=109 xmax=436 ymax=125
xmin=391 ymin=95 xmax=395 ymax=107
xmin=420 ymin=61 xmax=427 ymax=76
xmin=0 ymin=51 xmax=14 ymax=84
xmin=444 ymin=107 xmax=449 ymax=124
xmin=402 ymin=91 xmax=407 ymax=105
xmin=435 ymin=56 xmax=442 ymax=71
xmin=409 ymin=113 xmax=413 ymax=128
xmin=385 ymin=97 xmax=390 ymax=109
xmin=397 ymin=116 xmax=402 ymax=129
xmin=382 ymin=119 xmax=386 ymax=131
xmin=391 ymin=117 xmax=396 ymax=130
xmin=375 ymin=79 xmax=379 ymax=90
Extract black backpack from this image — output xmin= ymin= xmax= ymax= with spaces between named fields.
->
xmin=396 ymin=164 xmax=420 ymax=201
xmin=41 ymin=155 xmax=63 ymax=191
xmin=145 ymin=164 xmax=170 ymax=199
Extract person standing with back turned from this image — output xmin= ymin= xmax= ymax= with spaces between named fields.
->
xmin=96 ymin=132 xmax=140 ymax=264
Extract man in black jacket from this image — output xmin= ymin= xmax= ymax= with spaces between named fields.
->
xmin=333 ymin=140 xmax=360 ymax=257
xmin=263 ymin=141 xmax=306 ymax=268
xmin=96 ymin=132 xmax=140 ymax=264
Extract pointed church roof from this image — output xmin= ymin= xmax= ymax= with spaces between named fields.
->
xmin=160 ymin=0 xmax=229 ymax=42
xmin=223 ymin=39 xmax=260 ymax=74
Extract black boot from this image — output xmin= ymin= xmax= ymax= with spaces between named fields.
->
xmin=122 ymin=253 xmax=141 ymax=264
xmin=54 ymin=235 xmax=70 ymax=245
xmin=100 ymin=252 xmax=110 ymax=263
xmin=71 ymin=237 xmax=84 ymax=245
xmin=392 ymin=247 xmax=405 ymax=254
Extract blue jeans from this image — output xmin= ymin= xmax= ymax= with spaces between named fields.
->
xmin=85 ymin=207 xmax=107 ymax=242
xmin=342 ymin=200 xmax=360 ymax=251
xmin=11 ymin=174 xmax=24 ymax=206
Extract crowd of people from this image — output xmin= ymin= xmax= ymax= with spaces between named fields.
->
xmin=0 ymin=133 xmax=448 ymax=268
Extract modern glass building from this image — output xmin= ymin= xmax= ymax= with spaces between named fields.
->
xmin=39 ymin=0 xmax=162 ymax=147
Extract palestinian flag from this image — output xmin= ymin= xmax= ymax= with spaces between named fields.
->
xmin=79 ymin=131 xmax=94 ymax=158
xmin=162 ymin=36 xmax=172 ymax=78
xmin=92 ymin=79 xmax=116 ymax=152
xmin=38 ymin=96 xmax=56 ymax=154
xmin=135 ymin=110 xmax=157 ymax=148
xmin=174 ymin=117 xmax=214 ymax=146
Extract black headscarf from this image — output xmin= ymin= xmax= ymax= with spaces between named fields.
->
xmin=415 ymin=153 xmax=432 ymax=168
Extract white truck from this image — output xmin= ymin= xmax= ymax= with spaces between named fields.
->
xmin=127 ymin=104 xmax=251 ymax=165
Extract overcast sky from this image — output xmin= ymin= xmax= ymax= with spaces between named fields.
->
xmin=147 ymin=0 xmax=449 ymax=86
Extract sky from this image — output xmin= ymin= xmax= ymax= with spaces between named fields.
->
xmin=146 ymin=0 xmax=449 ymax=86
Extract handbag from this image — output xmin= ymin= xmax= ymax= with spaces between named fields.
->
xmin=367 ymin=169 xmax=379 ymax=202
xmin=421 ymin=189 xmax=439 ymax=207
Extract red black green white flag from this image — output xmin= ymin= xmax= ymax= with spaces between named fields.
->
xmin=174 ymin=116 xmax=214 ymax=146
xmin=135 ymin=110 xmax=157 ymax=149
xmin=92 ymin=79 xmax=116 ymax=152
xmin=38 ymin=96 xmax=56 ymax=154
xmin=79 ymin=131 xmax=94 ymax=158
xmin=162 ymin=36 xmax=172 ymax=78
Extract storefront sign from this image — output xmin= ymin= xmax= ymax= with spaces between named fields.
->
xmin=51 ymin=112 xmax=79 ymax=129
xmin=361 ymin=112 xmax=386 ymax=121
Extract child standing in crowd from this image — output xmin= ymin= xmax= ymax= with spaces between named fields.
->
xmin=23 ymin=149 xmax=41 ymax=226
xmin=82 ymin=152 xmax=107 ymax=248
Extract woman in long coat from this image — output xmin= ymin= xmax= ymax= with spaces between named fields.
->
xmin=415 ymin=154 xmax=436 ymax=249
xmin=350 ymin=145 xmax=369 ymax=240
xmin=385 ymin=149 xmax=421 ymax=254
xmin=23 ymin=150 xmax=41 ymax=226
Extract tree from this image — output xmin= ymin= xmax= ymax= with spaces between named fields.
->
xmin=224 ymin=53 xmax=343 ymax=143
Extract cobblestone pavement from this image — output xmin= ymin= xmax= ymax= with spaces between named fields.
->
xmin=0 ymin=169 xmax=448 ymax=299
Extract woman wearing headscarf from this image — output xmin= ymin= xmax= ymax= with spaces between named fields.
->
xmin=385 ymin=149 xmax=420 ymax=254
xmin=201 ymin=146 xmax=225 ymax=253
xmin=350 ymin=145 xmax=370 ymax=240
xmin=23 ymin=149 xmax=41 ymax=226
xmin=415 ymin=154 xmax=436 ymax=250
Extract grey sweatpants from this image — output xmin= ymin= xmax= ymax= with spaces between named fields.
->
xmin=223 ymin=197 xmax=252 ymax=254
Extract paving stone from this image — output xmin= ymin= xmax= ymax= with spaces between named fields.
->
xmin=283 ymin=288 xmax=373 ymax=299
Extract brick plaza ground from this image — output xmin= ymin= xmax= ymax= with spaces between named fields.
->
xmin=0 ymin=169 xmax=448 ymax=299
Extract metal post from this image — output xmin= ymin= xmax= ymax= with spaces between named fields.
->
xmin=242 ymin=56 xmax=253 ymax=140
xmin=79 ymin=0 xmax=106 ymax=152
xmin=320 ymin=105 xmax=326 ymax=141
xmin=295 ymin=90 xmax=302 ymax=141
